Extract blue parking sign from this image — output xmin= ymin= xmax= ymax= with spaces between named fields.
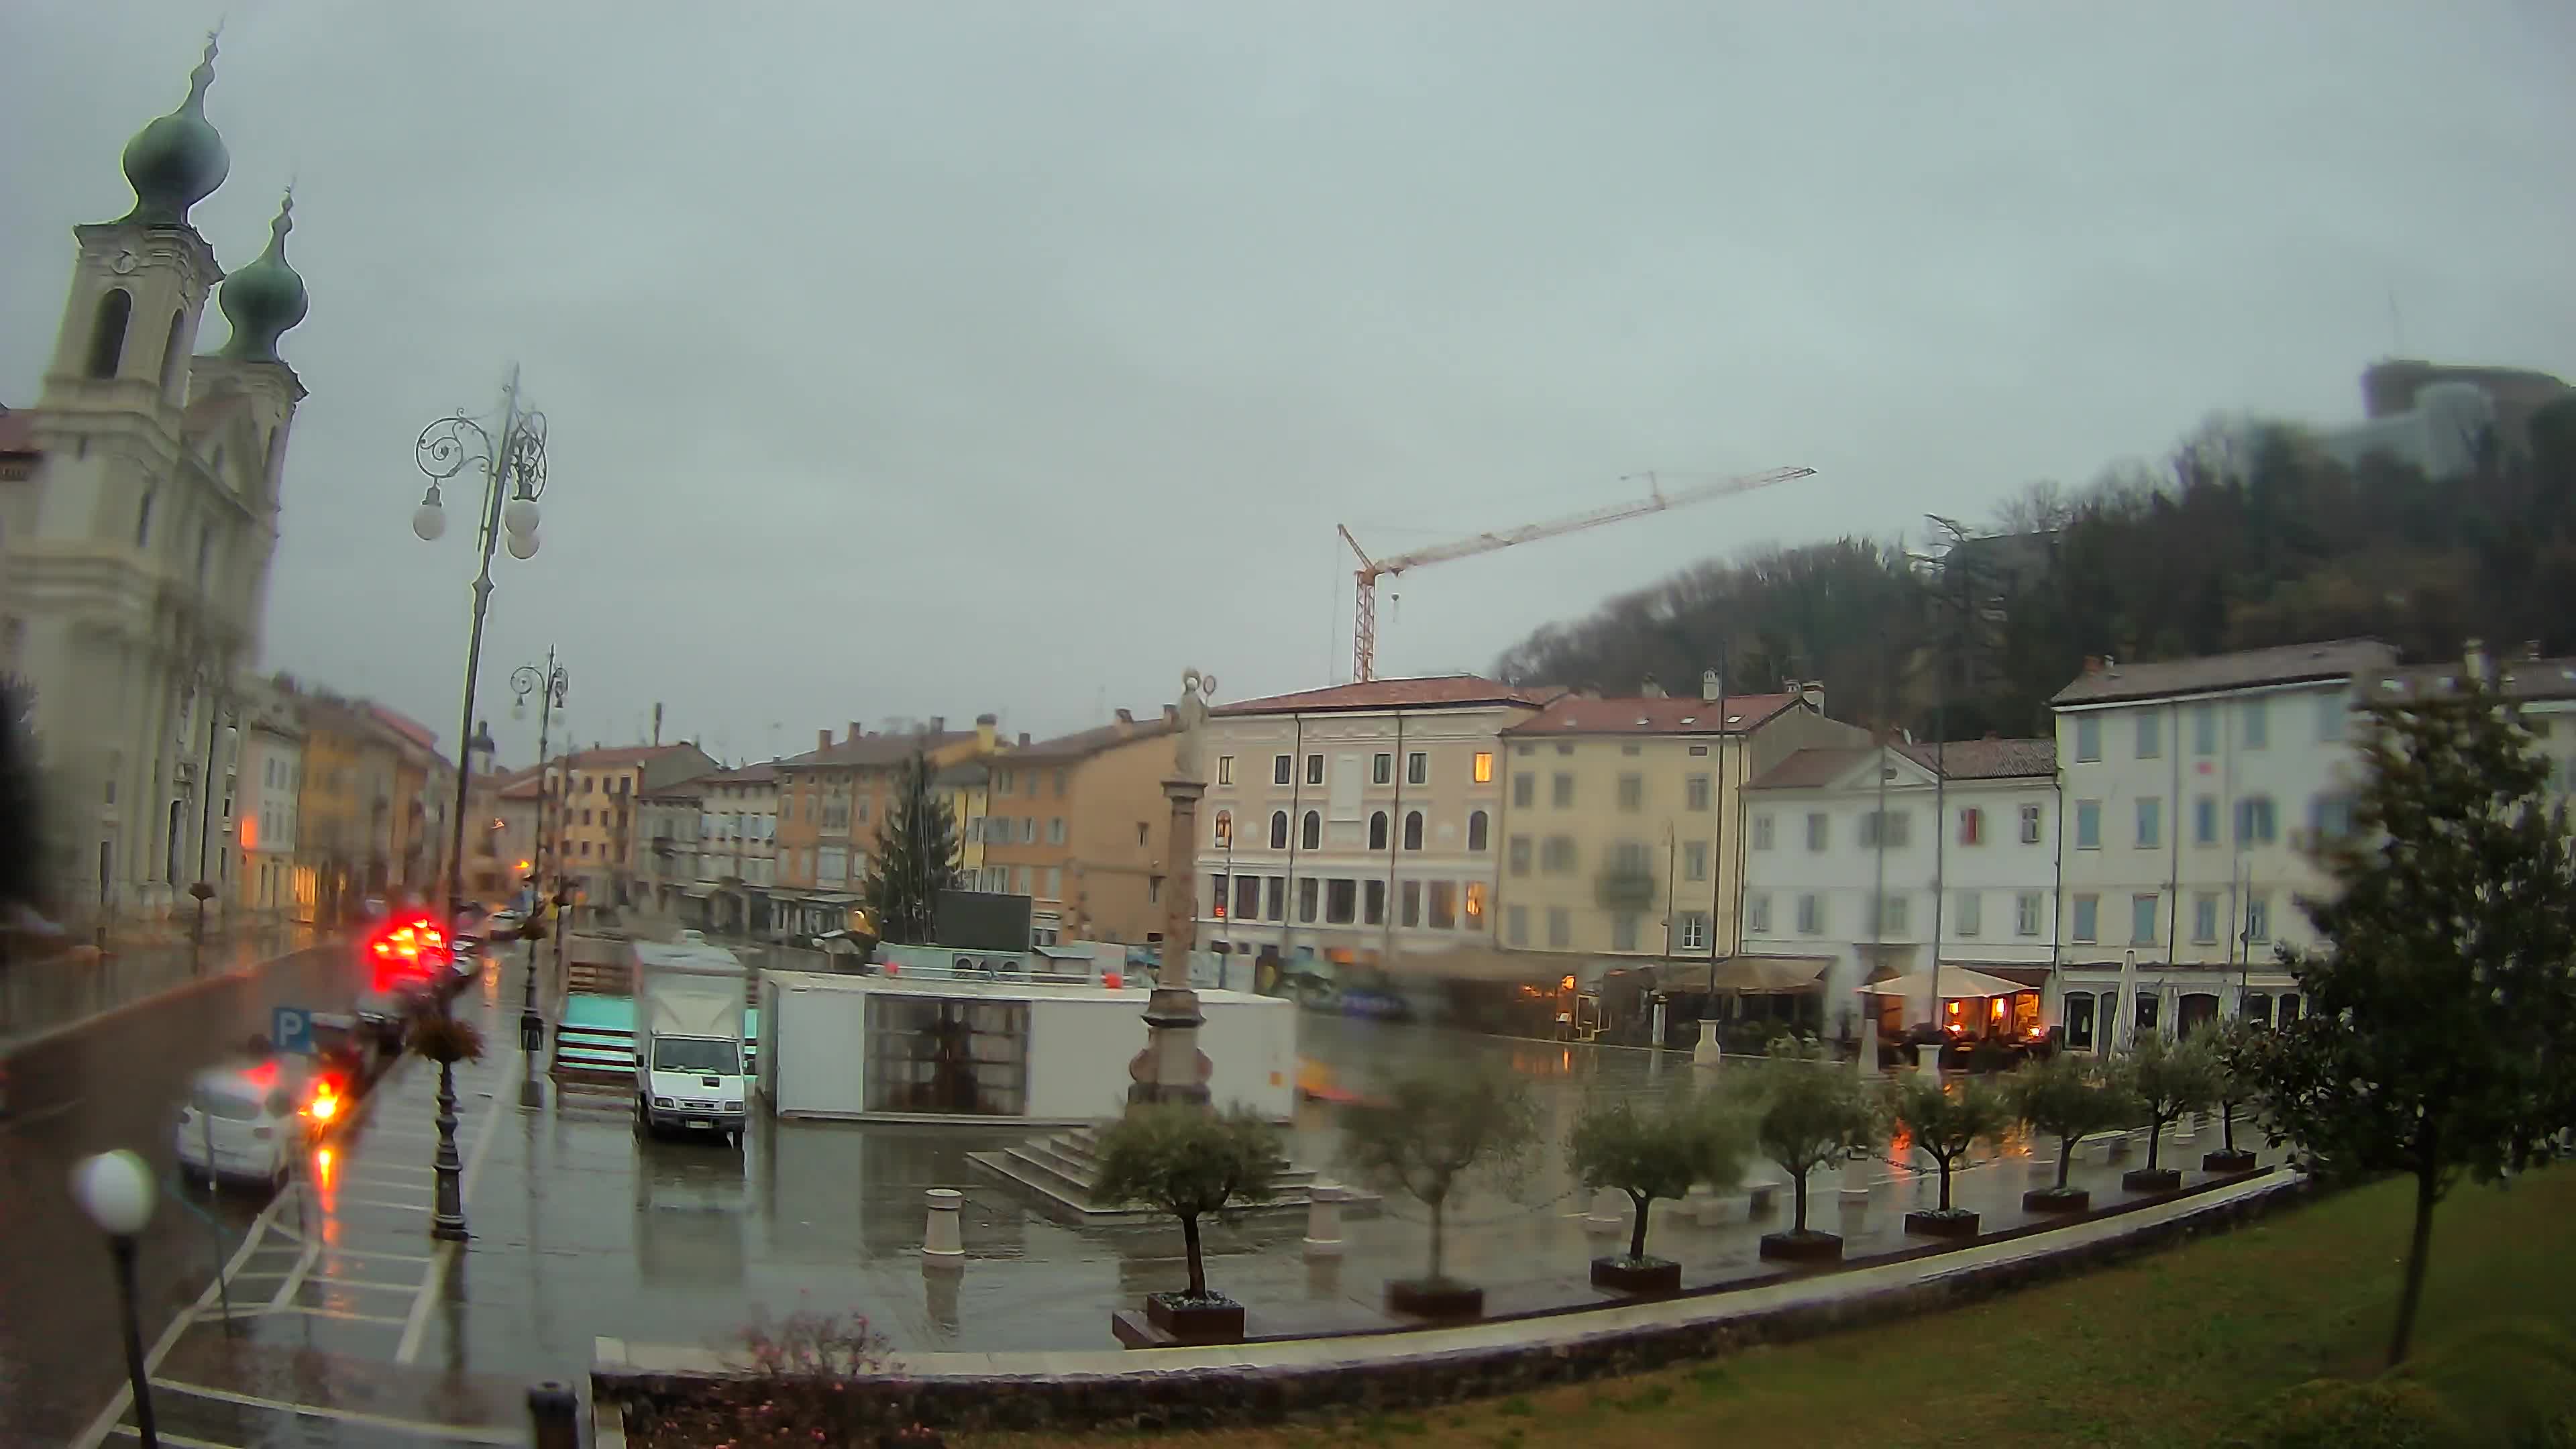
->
xmin=271 ymin=1005 xmax=314 ymax=1056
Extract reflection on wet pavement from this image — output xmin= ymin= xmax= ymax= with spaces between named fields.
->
xmin=76 ymin=973 xmax=2279 ymax=1446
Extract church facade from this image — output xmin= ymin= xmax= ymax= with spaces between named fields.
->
xmin=0 ymin=35 xmax=313 ymax=922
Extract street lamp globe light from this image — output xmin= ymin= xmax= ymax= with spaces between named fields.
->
xmin=411 ymin=486 xmax=447 ymax=543
xmin=506 ymin=529 xmax=539 ymax=561
xmin=502 ymin=494 xmax=541 ymax=538
xmin=72 ymin=1148 xmax=154 ymax=1236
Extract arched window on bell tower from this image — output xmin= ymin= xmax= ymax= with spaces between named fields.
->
xmin=87 ymin=289 xmax=133 ymax=379
xmin=156 ymin=309 xmax=189 ymax=399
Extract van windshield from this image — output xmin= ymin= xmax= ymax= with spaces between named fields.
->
xmin=653 ymin=1038 xmax=741 ymax=1076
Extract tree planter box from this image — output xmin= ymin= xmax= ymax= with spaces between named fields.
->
xmin=1904 ymin=1208 xmax=1981 ymax=1239
xmin=2202 ymin=1148 xmax=2259 ymax=1174
xmin=1757 ymin=1230 xmax=1843 ymax=1264
xmin=1142 ymin=1292 xmax=1244 ymax=1344
xmin=1589 ymin=1255 xmax=1682 ymax=1295
xmin=2023 ymin=1187 xmax=2090 ymax=1214
xmin=2121 ymin=1167 xmax=2182 ymax=1194
xmin=1385 ymin=1279 xmax=1485 ymax=1320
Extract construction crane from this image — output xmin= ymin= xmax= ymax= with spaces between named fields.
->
xmin=1337 ymin=466 xmax=1815 ymax=682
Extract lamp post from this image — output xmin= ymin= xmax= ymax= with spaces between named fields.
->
xmin=412 ymin=368 xmax=549 ymax=1242
xmin=415 ymin=368 xmax=549 ymax=928
xmin=71 ymin=1149 xmax=159 ymax=1448
xmin=511 ymin=653 xmax=567 ymax=1095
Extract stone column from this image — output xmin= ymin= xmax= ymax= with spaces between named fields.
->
xmin=922 ymin=1187 xmax=965 ymax=1261
xmin=1127 ymin=777 xmax=1212 ymax=1110
xmin=1303 ymin=1182 xmax=1347 ymax=1257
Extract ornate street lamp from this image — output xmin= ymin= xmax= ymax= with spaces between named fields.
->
xmin=411 ymin=366 xmax=549 ymax=1241
xmin=511 ymin=652 xmax=568 ymax=1097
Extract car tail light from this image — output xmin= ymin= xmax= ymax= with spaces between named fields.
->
xmin=307 ymin=1086 xmax=341 ymax=1124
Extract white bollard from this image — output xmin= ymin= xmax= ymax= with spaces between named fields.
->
xmin=2028 ymin=1142 xmax=2062 ymax=1183
xmin=922 ymin=1187 xmax=965 ymax=1263
xmin=1693 ymin=1026 xmax=1723 ymax=1069
xmin=1584 ymin=1187 xmax=1625 ymax=1236
xmin=1302 ymin=1182 xmax=1347 ymax=1258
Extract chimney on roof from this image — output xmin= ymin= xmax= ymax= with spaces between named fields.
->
xmin=1018 ymin=732 xmax=1030 ymax=748
xmin=1640 ymin=674 xmax=1666 ymax=698
xmin=847 ymin=721 xmax=863 ymax=743
xmin=1797 ymin=680 xmax=1827 ymax=716
xmin=2083 ymin=655 xmax=2104 ymax=676
xmin=1701 ymin=669 xmax=1722 ymax=702
xmin=930 ymin=716 xmax=947 ymax=734
xmin=2464 ymin=638 xmax=2489 ymax=686
xmin=817 ymin=729 xmax=831 ymax=751
xmin=651 ymin=702 xmax=663 ymax=747
xmin=976 ymin=713 xmax=998 ymax=750
xmin=1115 ymin=707 xmax=1134 ymax=726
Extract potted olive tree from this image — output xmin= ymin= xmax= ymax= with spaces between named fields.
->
xmin=2200 ymin=1016 xmax=2268 ymax=1174
xmin=1091 ymin=1105 xmax=1279 ymax=1344
xmin=1568 ymin=1090 xmax=1750 ymax=1294
xmin=1890 ymin=1072 xmax=2011 ymax=1238
xmin=1737 ymin=1036 xmax=1886 ymax=1263
xmin=2120 ymin=1030 xmax=2220 ymax=1193
xmin=2008 ymin=1051 xmax=2139 ymax=1214
xmin=1341 ymin=1063 xmax=1539 ymax=1320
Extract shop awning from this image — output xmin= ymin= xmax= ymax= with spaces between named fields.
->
xmin=1860 ymin=967 xmax=2033 ymax=1000
xmin=1707 ymin=955 xmax=1833 ymax=993
xmin=1377 ymin=943 xmax=1562 ymax=984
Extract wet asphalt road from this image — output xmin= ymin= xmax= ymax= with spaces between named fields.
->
xmin=0 ymin=937 xmax=361 ymax=1447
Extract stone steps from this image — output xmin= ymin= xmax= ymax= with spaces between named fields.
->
xmin=968 ymin=1120 xmax=1370 ymax=1224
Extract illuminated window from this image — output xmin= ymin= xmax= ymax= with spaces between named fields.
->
xmin=1212 ymin=810 xmax=1232 ymax=847
xmin=1462 ymin=881 xmax=1486 ymax=920
xmin=1471 ymin=751 xmax=1493 ymax=784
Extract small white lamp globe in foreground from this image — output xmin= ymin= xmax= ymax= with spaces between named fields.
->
xmin=71 ymin=1148 xmax=154 ymax=1236
xmin=505 ymin=529 xmax=539 ymax=561
xmin=502 ymin=495 xmax=540 ymax=538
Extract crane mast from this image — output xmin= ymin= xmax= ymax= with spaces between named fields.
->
xmin=1339 ymin=465 xmax=1814 ymax=682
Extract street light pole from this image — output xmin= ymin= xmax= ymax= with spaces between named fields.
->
xmin=71 ymin=1150 xmax=159 ymax=1449
xmin=511 ymin=653 xmax=567 ymax=1096
xmin=411 ymin=367 xmax=550 ymax=1242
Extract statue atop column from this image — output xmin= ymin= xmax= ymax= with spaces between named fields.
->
xmin=1172 ymin=668 xmax=1217 ymax=780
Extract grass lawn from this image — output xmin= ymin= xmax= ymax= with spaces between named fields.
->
xmin=961 ymin=1167 xmax=2576 ymax=1449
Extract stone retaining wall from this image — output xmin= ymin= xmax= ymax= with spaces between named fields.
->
xmin=598 ymin=1172 xmax=2316 ymax=1438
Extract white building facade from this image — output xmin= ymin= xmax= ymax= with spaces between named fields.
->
xmin=2047 ymin=639 xmax=2396 ymax=1051
xmin=1 ymin=39 xmax=311 ymax=921
xmin=1190 ymin=676 xmax=1551 ymax=973
xmin=1738 ymin=739 xmax=2059 ymax=1044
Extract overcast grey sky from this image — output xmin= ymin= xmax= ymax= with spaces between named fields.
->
xmin=6 ymin=2 xmax=2573 ymax=765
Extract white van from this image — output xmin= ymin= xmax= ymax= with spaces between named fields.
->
xmin=173 ymin=1061 xmax=308 ymax=1187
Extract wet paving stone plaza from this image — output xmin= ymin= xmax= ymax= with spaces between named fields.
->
xmin=74 ymin=964 xmax=2286 ymax=1446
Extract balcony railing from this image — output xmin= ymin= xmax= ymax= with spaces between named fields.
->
xmin=1595 ymin=867 xmax=1658 ymax=912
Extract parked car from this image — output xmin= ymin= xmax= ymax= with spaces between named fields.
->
xmin=174 ymin=1059 xmax=333 ymax=1187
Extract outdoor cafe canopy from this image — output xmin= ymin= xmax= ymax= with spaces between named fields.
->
xmin=1858 ymin=967 xmax=2035 ymax=1013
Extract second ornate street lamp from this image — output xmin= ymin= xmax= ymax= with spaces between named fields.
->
xmin=511 ymin=651 xmax=568 ymax=1098
xmin=411 ymin=366 xmax=549 ymax=1241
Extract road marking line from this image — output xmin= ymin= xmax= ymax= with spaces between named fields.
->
xmin=394 ymin=1031 xmax=517 ymax=1366
xmin=106 ymin=1426 xmax=241 ymax=1448
xmin=147 ymin=1379 xmax=521 ymax=1443
xmin=264 ymin=1304 xmax=413 ymax=1325
xmin=340 ymin=1196 xmax=434 ymax=1211
xmin=266 ymin=1236 xmax=320 ymax=1311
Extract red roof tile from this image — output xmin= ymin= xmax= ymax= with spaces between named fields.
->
xmin=1010 ymin=716 xmax=1176 ymax=763
xmin=1215 ymin=675 xmax=1555 ymax=716
xmin=776 ymin=730 xmax=977 ymax=771
xmin=1748 ymin=738 xmax=2055 ymax=790
xmin=1502 ymin=694 xmax=1800 ymax=737
xmin=0 ymin=407 xmax=39 ymax=457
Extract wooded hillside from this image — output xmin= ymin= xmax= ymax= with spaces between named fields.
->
xmin=1491 ymin=399 xmax=2576 ymax=740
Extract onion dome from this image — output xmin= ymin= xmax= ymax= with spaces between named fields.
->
xmin=119 ymin=33 xmax=231 ymax=227
xmin=219 ymin=192 xmax=307 ymax=363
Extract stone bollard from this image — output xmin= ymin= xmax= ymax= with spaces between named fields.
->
xmin=922 ymin=1188 xmax=965 ymax=1263
xmin=1693 ymin=1028 xmax=1723 ymax=1069
xmin=527 ymin=1381 xmax=580 ymax=1449
xmin=1302 ymin=1182 xmax=1348 ymax=1258
xmin=1584 ymin=1187 xmax=1625 ymax=1236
